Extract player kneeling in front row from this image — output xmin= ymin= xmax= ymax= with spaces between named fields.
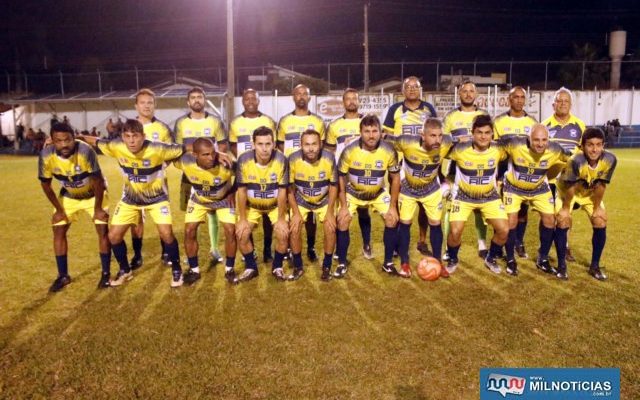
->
xmin=555 ymin=128 xmax=616 ymax=281
xmin=235 ymin=126 xmax=290 ymax=282
xmin=288 ymin=129 xmax=338 ymax=281
xmin=335 ymin=114 xmax=401 ymax=277
xmin=39 ymin=123 xmax=111 ymax=291
xmin=173 ymin=138 xmax=238 ymax=285
xmin=82 ymin=119 xmax=186 ymax=287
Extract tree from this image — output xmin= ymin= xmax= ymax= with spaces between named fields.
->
xmin=557 ymin=43 xmax=609 ymax=89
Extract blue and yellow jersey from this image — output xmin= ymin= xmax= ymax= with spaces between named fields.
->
xmin=383 ymin=101 xmax=437 ymax=136
xmin=559 ymin=151 xmax=617 ymax=197
xmin=38 ymin=140 xmax=102 ymax=200
xmin=447 ymin=141 xmax=507 ymax=202
xmin=542 ymin=114 xmax=586 ymax=153
xmin=442 ymin=107 xmax=489 ymax=141
xmin=141 ymin=117 xmax=174 ymax=143
xmin=229 ymin=112 xmax=277 ymax=156
xmin=174 ymin=112 xmax=226 ymax=148
xmin=386 ymin=134 xmax=453 ymax=198
xmin=500 ymin=136 xmax=570 ymax=194
xmin=97 ymin=138 xmax=184 ymax=205
xmin=236 ymin=150 xmax=288 ymax=211
xmin=276 ymin=112 xmax=326 ymax=156
xmin=338 ymin=139 xmax=399 ymax=201
xmin=325 ymin=114 xmax=362 ymax=160
xmin=288 ymin=149 xmax=337 ymax=209
xmin=493 ymin=111 xmax=537 ymax=140
xmin=172 ymin=153 xmax=235 ymax=207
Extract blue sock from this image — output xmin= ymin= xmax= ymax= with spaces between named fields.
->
xmin=273 ymin=251 xmax=285 ymax=270
xmin=292 ymin=252 xmax=303 ymax=270
xmin=164 ymin=240 xmax=181 ymax=273
xmin=188 ymin=256 xmax=198 ymax=269
xmin=398 ymin=222 xmax=411 ymax=264
xmin=538 ymin=224 xmax=555 ymax=259
xmin=112 ymin=241 xmax=130 ymax=272
xmin=99 ymin=252 xmax=110 ymax=274
xmin=131 ymin=237 xmax=142 ymax=258
xmin=516 ymin=220 xmax=527 ymax=245
xmin=305 ymin=216 xmax=316 ymax=250
xmin=488 ymin=241 xmax=502 ymax=259
xmin=505 ymin=229 xmax=517 ymax=261
xmin=448 ymin=245 xmax=460 ymax=262
xmin=243 ymin=251 xmax=257 ymax=270
xmin=591 ymin=227 xmax=606 ymax=268
xmin=55 ymin=255 xmax=68 ymax=277
xmin=429 ymin=224 xmax=443 ymax=261
xmin=322 ymin=253 xmax=332 ymax=269
xmin=357 ymin=208 xmax=371 ymax=246
xmin=554 ymin=227 xmax=569 ymax=272
xmin=383 ymin=226 xmax=397 ymax=264
xmin=225 ymin=256 xmax=235 ymax=270
xmin=336 ymin=229 xmax=350 ymax=264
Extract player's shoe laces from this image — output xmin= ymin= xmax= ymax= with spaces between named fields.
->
xmin=238 ymin=268 xmax=258 ymax=283
xmin=382 ymin=262 xmax=399 ymax=276
xmin=97 ymin=272 xmax=111 ymax=289
xmin=515 ymin=243 xmax=529 ymax=259
xmin=506 ymin=260 xmax=518 ymax=276
xmin=321 ymin=267 xmax=332 ymax=281
xmin=224 ymin=269 xmax=238 ymax=284
xmin=49 ymin=275 xmax=71 ymax=292
xmin=307 ymin=248 xmax=318 ymax=262
xmin=171 ymin=271 xmax=184 ymax=288
xmin=183 ymin=269 xmax=201 ymax=285
xmin=333 ymin=264 xmax=348 ymax=278
xmin=589 ymin=266 xmax=607 ymax=281
xmin=362 ymin=244 xmax=373 ymax=260
xmin=565 ymin=247 xmax=576 ymax=262
xmin=399 ymin=263 xmax=412 ymax=278
xmin=288 ymin=268 xmax=305 ymax=281
xmin=484 ymin=255 xmax=502 ymax=274
xmin=130 ymin=256 xmax=143 ymax=271
xmin=110 ymin=270 xmax=133 ymax=287
xmin=446 ymin=259 xmax=459 ymax=274
xmin=536 ymin=258 xmax=557 ymax=275
xmin=416 ymin=242 xmax=431 ymax=256
xmin=272 ymin=268 xmax=287 ymax=281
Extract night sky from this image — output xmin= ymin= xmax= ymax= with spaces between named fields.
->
xmin=2 ymin=0 xmax=639 ymax=72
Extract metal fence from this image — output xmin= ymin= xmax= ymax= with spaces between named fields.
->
xmin=2 ymin=60 xmax=640 ymax=97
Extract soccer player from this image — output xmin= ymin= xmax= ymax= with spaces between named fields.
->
xmin=235 ymin=126 xmax=289 ymax=282
xmin=174 ymin=87 xmax=227 ymax=267
xmin=38 ymin=123 xmax=111 ymax=292
xmin=229 ymin=88 xmax=277 ymax=262
xmin=442 ymin=80 xmax=491 ymax=259
xmin=336 ymin=114 xmax=400 ymax=278
xmin=130 ymin=88 xmax=176 ymax=268
xmin=446 ymin=114 xmax=509 ymax=274
xmin=555 ymin=128 xmax=616 ymax=281
xmin=385 ymin=118 xmax=453 ymax=278
xmin=493 ymin=86 xmax=538 ymax=259
xmin=325 ymin=88 xmax=372 ymax=259
xmin=499 ymin=124 xmax=571 ymax=276
xmin=277 ymin=84 xmax=325 ymax=262
xmin=288 ymin=129 xmax=338 ymax=281
xmin=542 ymin=87 xmax=586 ymax=262
xmin=383 ymin=76 xmax=437 ymax=256
xmin=81 ymin=119 xmax=186 ymax=287
xmin=173 ymin=138 xmax=238 ymax=285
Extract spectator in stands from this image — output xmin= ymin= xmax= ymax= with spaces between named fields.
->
xmin=90 ymin=127 xmax=98 ymax=137
xmin=15 ymin=123 xmax=24 ymax=146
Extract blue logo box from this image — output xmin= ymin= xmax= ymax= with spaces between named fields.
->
xmin=480 ymin=368 xmax=620 ymax=399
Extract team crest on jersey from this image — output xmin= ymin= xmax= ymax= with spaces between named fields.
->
xmin=214 ymin=178 xmax=221 ymax=185
xmin=540 ymin=160 xmax=548 ymax=167
xmin=74 ymin=165 xmax=82 ymax=172
xmin=152 ymin=132 xmax=159 ymax=140
xmin=143 ymin=159 xmax=151 ymax=167
xmin=308 ymin=124 xmax=314 ymax=130
xmin=204 ymin=128 xmax=211 ymax=136
xmin=420 ymin=113 xmax=428 ymax=121
xmin=549 ymin=129 xmax=557 ymax=138
xmin=160 ymin=206 xmax=169 ymax=215
xmin=319 ymin=171 xmax=326 ymax=179
xmin=488 ymin=159 xmax=495 ymax=167
xmin=524 ymin=127 xmax=531 ymax=134
xmin=570 ymin=129 xmax=577 ymax=137
xmin=270 ymin=173 xmax=277 ymax=181
xmin=375 ymin=160 xmax=383 ymax=169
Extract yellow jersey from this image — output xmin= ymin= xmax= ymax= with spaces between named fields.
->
xmin=229 ymin=112 xmax=277 ymax=156
xmin=447 ymin=141 xmax=507 ymax=202
xmin=174 ymin=112 xmax=226 ymax=148
xmin=558 ymin=151 xmax=617 ymax=197
xmin=325 ymin=114 xmax=362 ymax=160
xmin=442 ymin=106 xmax=489 ymax=141
xmin=236 ymin=150 xmax=288 ymax=211
xmin=542 ymin=114 xmax=586 ymax=153
xmin=172 ymin=153 xmax=235 ymax=207
xmin=141 ymin=117 xmax=174 ymax=143
xmin=382 ymin=100 xmax=437 ymax=136
xmin=493 ymin=111 xmax=537 ymax=140
xmin=288 ymin=149 xmax=337 ymax=209
xmin=276 ymin=112 xmax=326 ymax=156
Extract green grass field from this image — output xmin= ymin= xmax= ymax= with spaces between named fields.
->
xmin=0 ymin=149 xmax=639 ymax=399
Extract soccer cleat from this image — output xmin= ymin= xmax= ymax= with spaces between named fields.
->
xmin=506 ymin=260 xmax=518 ymax=276
xmin=110 ymin=270 xmax=133 ymax=287
xmin=130 ymin=256 xmax=143 ymax=271
xmin=224 ymin=269 xmax=238 ymax=284
xmin=556 ymin=270 xmax=569 ymax=280
xmin=439 ymin=263 xmax=450 ymax=278
xmin=382 ymin=262 xmax=399 ymax=276
xmin=162 ymin=253 xmax=172 ymax=266
xmin=183 ymin=269 xmax=201 ymax=285
xmin=446 ymin=259 xmax=459 ymax=274
xmin=565 ymin=247 xmax=576 ymax=262
xmin=237 ymin=268 xmax=258 ymax=283
xmin=333 ymin=264 xmax=348 ymax=279
xmin=288 ymin=268 xmax=305 ymax=281
xmin=416 ymin=242 xmax=431 ymax=256
xmin=399 ymin=263 xmax=412 ymax=278
xmin=272 ymin=268 xmax=287 ymax=281
xmin=484 ymin=256 xmax=501 ymax=274
xmin=49 ymin=275 xmax=71 ymax=292
xmin=478 ymin=249 xmax=488 ymax=259
xmin=97 ymin=273 xmax=111 ymax=289
xmin=171 ymin=271 xmax=184 ymax=288
xmin=536 ymin=258 xmax=557 ymax=275
xmin=210 ymin=249 xmax=223 ymax=263
xmin=362 ymin=244 xmax=373 ymax=260
xmin=307 ymin=248 xmax=318 ymax=262
xmin=321 ymin=267 xmax=332 ymax=281
xmin=589 ymin=267 xmax=607 ymax=281
xmin=515 ymin=243 xmax=529 ymax=259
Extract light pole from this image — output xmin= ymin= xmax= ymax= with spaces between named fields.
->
xmin=226 ymin=0 xmax=235 ymax=122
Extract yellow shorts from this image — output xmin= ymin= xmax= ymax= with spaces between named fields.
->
xmin=346 ymin=191 xmax=391 ymax=216
xmin=184 ymin=200 xmax=236 ymax=225
xmin=52 ymin=195 xmax=109 ymax=226
xmin=399 ymin=190 xmax=443 ymax=222
xmin=111 ymin=200 xmax=173 ymax=226
xmin=179 ymin=179 xmax=192 ymax=211
xmin=503 ymin=190 xmax=555 ymax=215
xmin=555 ymin=193 xmax=604 ymax=218
xmin=297 ymin=204 xmax=333 ymax=223
xmin=449 ymin=198 xmax=507 ymax=222
xmin=246 ymin=207 xmax=289 ymax=226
